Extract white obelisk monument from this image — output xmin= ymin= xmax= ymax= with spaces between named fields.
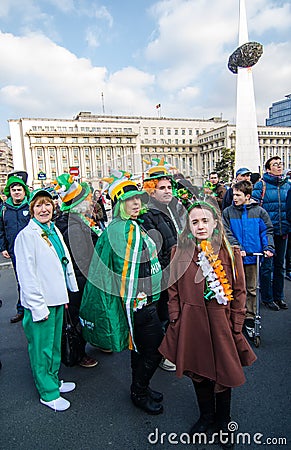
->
xmin=235 ymin=0 xmax=261 ymax=174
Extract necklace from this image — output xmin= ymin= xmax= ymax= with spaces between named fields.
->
xmin=197 ymin=240 xmax=233 ymax=305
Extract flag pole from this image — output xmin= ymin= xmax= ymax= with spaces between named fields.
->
xmin=156 ymin=103 xmax=161 ymax=118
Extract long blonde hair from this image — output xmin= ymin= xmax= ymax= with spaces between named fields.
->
xmin=179 ymin=199 xmax=236 ymax=278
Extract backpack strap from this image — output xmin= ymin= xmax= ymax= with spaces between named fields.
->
xmin=1 ymin=205 xmax=6 ymax=221
xmin=260 ymin=179 xmax=266 ymax=206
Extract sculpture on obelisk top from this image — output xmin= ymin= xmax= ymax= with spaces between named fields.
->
xmin=228 ymin=0 xmax=263 ymax=175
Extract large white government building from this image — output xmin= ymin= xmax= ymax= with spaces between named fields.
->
xmin=8 ymin=111 xmax=291 ymax=187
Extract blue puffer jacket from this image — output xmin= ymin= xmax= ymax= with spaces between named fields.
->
xmin=287 ymin=189 xmax=291 ymax=224
xmin=0 ymin=200 xmax=30 ymax=255
xmin=222 ymin=201 xmax=275 ymax=265
xmin=252 ymin=173 xmax=291 ymax=236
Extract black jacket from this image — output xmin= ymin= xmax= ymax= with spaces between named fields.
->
xmin=0 ymin=200 xmax=30 ymax=255
xmin=222 ymin=187 xmax=233 ymax=210
xmin=140 ymin=197 xmax=185 ymax=288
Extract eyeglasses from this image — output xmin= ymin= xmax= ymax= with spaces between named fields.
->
xmin=270 ymin=162 xmax=283 ymax=167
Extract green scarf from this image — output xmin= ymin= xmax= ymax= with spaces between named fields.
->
xmin=6 ymin=197 xmax=28 ymax=208
xmin=33 ymin=218 xmax=68 ymax=274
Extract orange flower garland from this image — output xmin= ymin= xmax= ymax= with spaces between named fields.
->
xmin=199 ymin=240 xmax=233 ymax=303
xmin=84 ymin=215 xmax=97 ymax=228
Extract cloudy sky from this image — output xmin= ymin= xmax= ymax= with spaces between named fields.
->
xmin=0 ymin=0 xmax=290 ymax=138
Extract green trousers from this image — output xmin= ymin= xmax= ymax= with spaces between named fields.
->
xmin=23 ymin=305 xmax=64 ymax=402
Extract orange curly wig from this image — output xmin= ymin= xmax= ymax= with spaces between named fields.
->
xmin=143 ymin=179 xmax=159 ymax=195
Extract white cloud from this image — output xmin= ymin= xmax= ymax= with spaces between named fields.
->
xmin=84 ymin=3 xmax=115 ymax=49
xmin=1 ymin=85 xmax=28 ymax=103
xmin=94 ymin=5 xmax=113 ymax=28
xmin=248 ymin=1 xmax=291 ymax=35
xmin=0 ymin=0 xmax=11 ymax=17
xmin=0 ymin=0 xmax=290 ymax=136
xmin=85 ymin=28 xmax=100 ymax=48
xmin=144 ymin=0 xmax=238 ymax=92
xmin=253 ymin=41 xmax=291 ymax=123
xmin=105 ymin=67 xmax=155 ymax=114
xmin=46 ymin=0 xmax=75 ymax=14
xmin=142 ymin=0 xmax=291 ymax=123
xmin=146 ymin=0 xmax=236 ymax=65
xmin=0 ymin=31 xmax=155 ymax=122
xmin=0 ymin=31 xmax=107 ymax=116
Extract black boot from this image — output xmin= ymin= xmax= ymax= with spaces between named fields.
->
xmin=130 ymin=352 xmax=163 ymax=414
xmin=216 ymin=388 xmax=234 ymax=449
xmin=190 ymin=379 xmax=215 ymax=434
xmin=147 ymin=386 xmax=163 ymax=402
xmin=130 ymin=383 xmax=163 ymax=415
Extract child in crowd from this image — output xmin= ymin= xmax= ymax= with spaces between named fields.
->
xmin=159 ymin=199 xmax=256 ymax=449
xmin=222 ymin=180 xmax=274 ymax=335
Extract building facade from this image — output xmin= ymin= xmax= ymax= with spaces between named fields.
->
xmin=8 ymin=112 xmax=226 ymax=187
xmin=199 ymin=123 xmax=291 ymax=175
xmin=8 ymin=112 xmax=291 ymax=188
xmin=266 ymin=94 xmax=291 ymax=127
xmin=0 ymin=139 xmax=14 ymax=191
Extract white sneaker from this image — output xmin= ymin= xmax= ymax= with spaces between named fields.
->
xmin=159 ymin=358 xmax=176 ymax=372
xmin=40 ymin=396 xmax=70 ymax=411
xmin=59 ymin=380 xmax=76 ymax=393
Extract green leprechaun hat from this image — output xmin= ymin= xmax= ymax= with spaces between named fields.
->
xmin=143 ymin=157 xmax=175 ymax=181
xmin=102 ymin=169 xmax=148 ymax=204
xmin=54 ymin=173 xmax=91 ymax=211
xmin=4 ymin=170 xmax=30 ymax=198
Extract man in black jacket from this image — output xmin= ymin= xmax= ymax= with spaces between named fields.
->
xmin=141 ymin=163 xmax=185 ymax=371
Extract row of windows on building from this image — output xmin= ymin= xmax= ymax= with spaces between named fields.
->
xmin=199 ymin=131 xmax=227 ymax=143
xmin=270 ymin=105 xmax=291 ymax=116
xmin=34 ymin=146 xmax=196 ymax=160
xmin=31 ymin=126 xmax=134 ymax=133
xmin=34 ymin=158 xmax=135 ymax=179
xmin=35 ymin=146 xmax=134 ymax=156
xmin=143 ymin=128 xmax=201 ymax=136
xmin=32 ymin=136 xmax=134 ymax=144
xmin=31 ymin=125 xmax=204 ymax=136
xmin=31 ymin=136 xmax=200 ymax=146
xmin=259 ymin=130 xmax=291 ymax=136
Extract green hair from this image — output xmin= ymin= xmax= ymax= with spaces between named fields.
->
xmin=115 ymin=198 xmax=147 ymax=220
xmin=119 ymin=201 xmax=131 ymax=220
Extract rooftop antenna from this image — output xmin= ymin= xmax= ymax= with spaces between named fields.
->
xmin=101 ymin=92 xmax=105 ymax=115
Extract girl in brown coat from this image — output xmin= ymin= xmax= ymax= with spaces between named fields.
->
xmin=159 ymin=200 xmax=256 ymax=449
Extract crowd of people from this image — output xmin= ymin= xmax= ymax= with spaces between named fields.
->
xmin=0 ymin=156 xmax=290 ymax=449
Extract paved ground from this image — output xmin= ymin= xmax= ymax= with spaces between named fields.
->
xmin=0 ymin=265 xmax=290 ymax=450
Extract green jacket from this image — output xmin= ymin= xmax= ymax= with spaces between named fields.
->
xmin=80 ymin=217 xmax=161 ymax=352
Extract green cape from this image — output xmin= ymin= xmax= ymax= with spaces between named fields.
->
xmin=80 ymin=217 xmax=144 ymax=352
